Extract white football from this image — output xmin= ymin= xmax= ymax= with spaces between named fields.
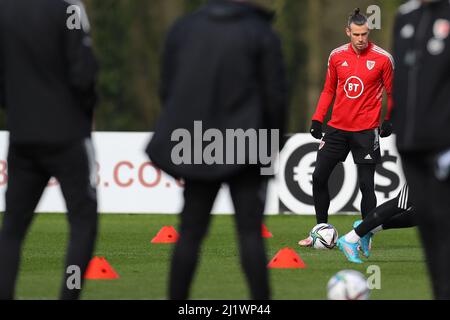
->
xmin=327 ymin=270 xmax=370 ymax=300
xmin=309 ymin=223 xmax=338 ymax=249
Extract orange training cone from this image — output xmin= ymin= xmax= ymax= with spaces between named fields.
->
xmin=268 ymin=247 xmax=306 ymax=269
xmin=84 ymin=256 xmax=120 ymax=279
xmin=262 ymin=224 xmax=273 ymax=238
xmin=151 ymin=226 xmax=179 ymax=243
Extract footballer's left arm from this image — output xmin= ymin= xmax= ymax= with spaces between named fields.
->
xmin=382 ymin=56 xmax=394 ymax=121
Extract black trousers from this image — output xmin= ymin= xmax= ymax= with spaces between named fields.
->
xmin=169 ymin=168 xmax=270 ymax=300
xmin=355 ymin=186 xmax=416 ymax=237
xmin=313 ymin=154 xmax=377 ymax=223
xmin=0 ymin=139 xmax=98 ymax=300
xmin=401 ymin=152 xmax=450 ymax=300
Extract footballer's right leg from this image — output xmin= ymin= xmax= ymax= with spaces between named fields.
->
xmin=298 ymin=154 xmax=341 ymax=247
xmin=312 ymin=154 xmax=341 ymax=224
xmin=299 ymin=127 xmax=348 ymax=247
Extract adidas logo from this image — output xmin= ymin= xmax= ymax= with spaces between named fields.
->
xmin=342 ymin=61 xmax=349 ymax=67
xmin=364 ymin=154 xmax=373 ymax=160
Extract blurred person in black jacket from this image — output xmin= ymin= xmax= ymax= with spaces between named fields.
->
xmin=0 ymin=0 xmax=98 ymax=300
xmin=147 ymin=0 xmax=287 ymax=299
xmin=392 ymin=0 xmax=450 ymax=299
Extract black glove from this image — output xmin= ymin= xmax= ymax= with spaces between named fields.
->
xmin=310 ymin=120 xmax=323 ymax=139
xmin=380 ymin=120 xmax=392 ymax=138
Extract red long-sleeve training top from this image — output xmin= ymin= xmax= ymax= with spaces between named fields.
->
xmin=312 ymin=42 xmax=394 ymax=132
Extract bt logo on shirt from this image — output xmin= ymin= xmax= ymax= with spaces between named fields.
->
xmin=344 ymin=76 xmax=365 ymax=99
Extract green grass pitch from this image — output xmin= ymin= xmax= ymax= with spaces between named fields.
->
xmin=9 ymin=214 xmax=431 ymax=300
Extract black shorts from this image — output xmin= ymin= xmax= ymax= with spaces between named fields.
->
xmin=318 ymin=126 xmax=381 ymax=164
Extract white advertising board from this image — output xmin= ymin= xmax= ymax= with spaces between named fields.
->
xmin=0 ymin=131 xmax=405 ymax=215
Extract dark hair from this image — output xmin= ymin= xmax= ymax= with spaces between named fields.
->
xmin=347 ymin=8 xmax=367 ymax=28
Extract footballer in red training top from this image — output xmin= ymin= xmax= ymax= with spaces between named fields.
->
xmin=299 ymin=8 xmax=394 ymax=247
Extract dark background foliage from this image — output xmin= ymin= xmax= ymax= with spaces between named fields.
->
xmin=0 ymin=0 xmax=404 ymax=133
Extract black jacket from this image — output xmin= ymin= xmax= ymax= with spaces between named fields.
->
xmin=392 ymin=0 xmax=450 ymax=152
xmin=0 ymin=0 xmax=98 ymax=144
xmin=146 ymin=0 xmax=288 ymax=180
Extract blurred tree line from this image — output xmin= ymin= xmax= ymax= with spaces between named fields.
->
xmin=0 ymin=0 xmax=404 ymax=133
